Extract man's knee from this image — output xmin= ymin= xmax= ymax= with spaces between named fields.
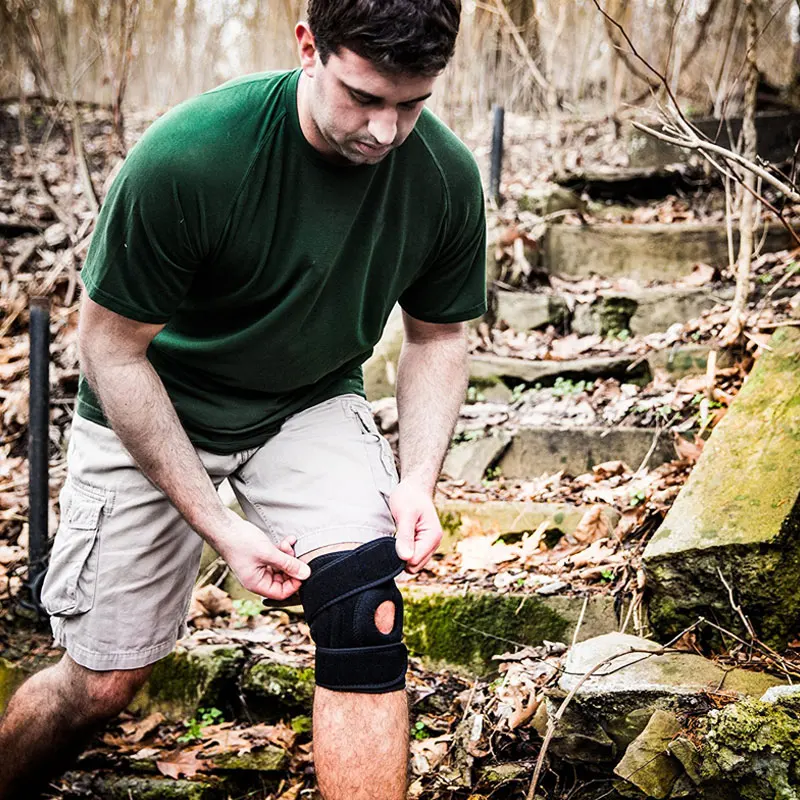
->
xmin=300 ymin=538 xmax=407 ymax=694
xmin=59 ymin=656 xmax=154 ymax=721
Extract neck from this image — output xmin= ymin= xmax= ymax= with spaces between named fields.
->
xmin=296 ymin=72 xmax=339 ymax=161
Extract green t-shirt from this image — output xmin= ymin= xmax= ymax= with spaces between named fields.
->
xmin=77 ymin=69 xmax=487 ymax=453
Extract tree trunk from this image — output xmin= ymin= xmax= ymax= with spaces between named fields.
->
xmin=720 ymin=0 xmax=758 ymax=345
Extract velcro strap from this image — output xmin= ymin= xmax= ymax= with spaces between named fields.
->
xmin=302 ymin=538 xmax=406 ymax=624
xmin=315 ymin=642 xmax=408 ymax=693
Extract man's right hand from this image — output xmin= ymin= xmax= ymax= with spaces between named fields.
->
xmin=212 ymin=508 xmax=311 ymax=600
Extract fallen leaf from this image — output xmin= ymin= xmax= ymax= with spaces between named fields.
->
xmin=677 ymin=262 xmax=716 ymax=287
xmin=672 ymin=432 xmax=704 ymax=463
xmin=456 ymin=536 xmax=518 ymax=572
xmin=120 ymin=712 xmax=166 ymax=743
xmin=156 ymin=748 xmax=210 ymax=779
xmin=572 ymin=505 xmax=611 ymax=543
xmin=192 ymin=584 xmax=234 ymax=617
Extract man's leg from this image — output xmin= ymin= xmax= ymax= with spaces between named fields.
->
xmin=301 ymin=543 xmax=408 ymax=800
xmin=0 ymin=655 xmax=152 ymax=799
xmin=232 ymin=395 xmax=411 ymax=799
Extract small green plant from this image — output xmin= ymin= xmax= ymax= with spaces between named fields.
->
xmin=551 ymin=377 xmax=590 ymax=397
xmin=510 ymin=383 xmax=527 ymax=403
xmin=757 ymin=273 xmax=775 ymax=284
xmin=600 ymin=569 xmax=615 ymax=583
xmin=466 ymin=385 xmax=486 ymax=403
xmin=453 ymin=429 xmax=482 ymax=444
xmin=484 ymin=465 xmax=503 ymax=481
xmin=291 ymin=715 xmax=312 ymax=734
xmin=179 ymin=707 xmax=223 ymax=742
xmin=629 ymin=489 xmax=646 ymax=507
xmin=233 ymin=598 xmax=263 ymax=620
xmin=515 ymin=576 xmax=526 ymax=588
xmin=614 ymin=328 xmax=632 ymax=341
xmin=411 ymin=721 xmax=430 ymax=740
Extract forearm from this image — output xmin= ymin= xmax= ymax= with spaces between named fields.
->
xmin=395 ymin=330 xmax=468 ymax=495
xmin=82 ymin=354 xmax=228 ymax=544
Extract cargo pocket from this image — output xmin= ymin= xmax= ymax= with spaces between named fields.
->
xmin=41 ymin=478 xmax=109 ymax=617
xmin=350 ymin=402 xmax=400 ymax=502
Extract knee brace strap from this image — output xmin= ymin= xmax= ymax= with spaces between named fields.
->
xmin=300 ymin=538 xmax=407 ymax=694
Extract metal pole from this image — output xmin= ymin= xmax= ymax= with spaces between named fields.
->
xmin=28 ymin=295 xmax=50 ymax=608
xmin=490 ymin=104 xmax=505 ymax=204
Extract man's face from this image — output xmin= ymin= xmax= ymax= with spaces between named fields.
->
xmin=298 ymin=27 xmax=438 ymax=165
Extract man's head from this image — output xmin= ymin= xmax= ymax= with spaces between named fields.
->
xmin=295 ymin=0 xmax=461 ymax=165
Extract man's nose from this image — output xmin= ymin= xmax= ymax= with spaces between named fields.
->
xmin=367 ymin=110 xmax=398 ymax=146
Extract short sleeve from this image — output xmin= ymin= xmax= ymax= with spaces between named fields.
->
xmin=399 ymin=155 xmax=487 ymax=324
xmin=80 ymin=120 xmax=211 ymax=324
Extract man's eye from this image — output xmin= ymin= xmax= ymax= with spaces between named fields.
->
xmin=400 ymin=101 xmax=421 ymax=111
xmin=351 ymin=93 xmax=374 ymax=106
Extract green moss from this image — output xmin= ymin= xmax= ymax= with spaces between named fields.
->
xmin=403 ymin=589 xmax=569 ymax=674
xmin=209 ymin=746 xmax=288 ymax=772
xmin=699 ymin=698 xmax=800 ymax=798
xmin=85 ymin=776 xmax=224 ymax=799
xmin=130 ymin=646 xmax=245 ymax=722
xmin=241 ymin=660 xmax=315 ymax=716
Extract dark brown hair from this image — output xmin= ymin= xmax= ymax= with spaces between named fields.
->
xmin=307 ymin=0 xmax=461 ymax=77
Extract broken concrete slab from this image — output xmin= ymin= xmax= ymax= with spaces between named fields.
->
xmin=436 ymin=499 xmax=620 ymax=553
xmin=497 ymin=425 xmax=675 ymax=478
xmin=644 ymin=326 xmax=800 ymax=647
xmin=495 ymin=289 xmax=569 ymax=331
xmin=207 ymin=745 xmax=288 ymax=772
xmin=403 ymin=586 xmax=618 ymax=674
xmin=129 ymin=645 xmax=246 ymax=722
xmin=518 ymin=185 xmax=584 ymax=216
xmin=613 ymin=710 xmax=683 ymax=799
xmin=554 ymin=633 xmax=780 ymax=754
xmin=441 ymin=430 xmax=512 ymax=483
xmin=469 ymin=352 xmax=643 ymax=384
xmin=544 ymin=223 xmax=797 ymax=282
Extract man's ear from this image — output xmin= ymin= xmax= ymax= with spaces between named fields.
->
xmin=295 ymin=22 xmax=317 ymax=75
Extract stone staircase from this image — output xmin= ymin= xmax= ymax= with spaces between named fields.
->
xmin=4 ymin=118 xmax=800 ymax=799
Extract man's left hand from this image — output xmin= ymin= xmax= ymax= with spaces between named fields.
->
xmin=390 ymin=478 xmax=442 ymax=573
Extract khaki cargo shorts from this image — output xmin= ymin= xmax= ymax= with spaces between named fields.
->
xmin=41 ymin=394 xmax=399 ymax=671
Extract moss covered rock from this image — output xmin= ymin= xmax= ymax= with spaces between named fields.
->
xmin=644 ymin=327 xmax=800 ymax=648
xmin=241 ymin=658 xmax=315 ymax=716
xmin=698 ymin=697 xmax=800 ymax=799
xmin=78 ymin=775 xmax=225 ymax=799
xmin=129 ymin=646 xmax=245 ymax=722
xmin=402 ymin=586 xmax=617 ymax=674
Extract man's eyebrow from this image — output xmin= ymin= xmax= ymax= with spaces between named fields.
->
xmin=340 ymin=79 xmax=432 ymax=105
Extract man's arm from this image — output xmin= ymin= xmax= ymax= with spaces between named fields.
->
xmin=78 ymin=295 xmax=310 ymax=598
xmin=391 ymin=311 xmax=468 ymax=571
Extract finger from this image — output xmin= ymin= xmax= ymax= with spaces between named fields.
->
xmin=268 ymin=547 xmax=311 ymax=580
xmin=393 ymin=509 xmax=417 ymax=561
xmin=278 ymin=536 xmax=297 ymax=556
xmin=407 ymin=509 xmax=442 ymax=570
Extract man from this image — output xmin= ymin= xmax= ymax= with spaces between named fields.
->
xmin=0 ymin=1 xmax=485 ymax=797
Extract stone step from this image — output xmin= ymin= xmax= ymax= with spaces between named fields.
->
xmin=543 ymin=222 xmax=796 ymax=282
xmin=626 ymin=111 xmax=800 ymax=170
xmin=644 ymin=325 xmax=800 ymax=648
xmin=470 ymin=343 xmax=738 ymax=386
xmin=402 ymin=584 xmax=618 ymax=674
xmin=443 ymin=424 xmax=675 ymax=482
xmin=469 ymin=352 xmax=645 ymax=385
xmin=436 ymin=499 xmax=620 ymax=553
xmin=496 ymin=285 xmax=798 ymax=337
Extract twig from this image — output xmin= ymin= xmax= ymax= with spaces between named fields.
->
xmin=491 ymin=0 xmax=549 ymax=96
xmin=717 ymin=567 xmax=756 ymax=640
xmin=571 ymin=595 xmax=589 ymax=649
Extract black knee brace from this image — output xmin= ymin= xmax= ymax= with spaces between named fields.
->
xmin=299 ymin=538 xmax=408 ymax=693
